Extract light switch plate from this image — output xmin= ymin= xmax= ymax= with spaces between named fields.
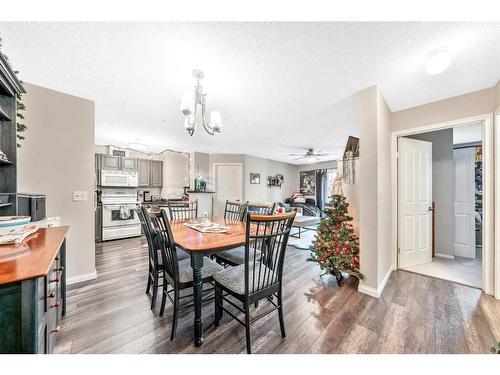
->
xmin=73 ymin=191 xmax=88 ymax=201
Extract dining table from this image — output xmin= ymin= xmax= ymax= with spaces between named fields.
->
xmin=168 ymin=216 xmax=248 ymax=347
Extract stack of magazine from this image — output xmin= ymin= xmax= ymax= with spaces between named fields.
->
xmin=0 ymin=224 xmax=38 ymax=245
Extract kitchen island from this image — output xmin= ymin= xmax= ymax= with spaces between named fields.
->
xmin=0 ymin=226 xmax=68 ymax=353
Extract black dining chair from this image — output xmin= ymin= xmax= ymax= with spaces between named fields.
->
xmin=137 ymin=208 xmax=163 ymax=310
xmin=146 ymin=208 xmax=224 ymax=341
xmin=167 ymin=199 xmax=198 ymax=220
xmin=138 ymin=207 xmax=190 ymax=310
xmin=224 ymin=200 xmax=247 ymax=221
xmin=246 ymin=201 xmax=276 ymax=215
xmin=213 ymin=211 xmax=296 ymax=354
xmin=214 ymin=200 xmax=250 ymax=266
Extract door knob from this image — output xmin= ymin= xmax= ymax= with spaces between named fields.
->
xmin=428 ymin=206 xmax=435 ymax=212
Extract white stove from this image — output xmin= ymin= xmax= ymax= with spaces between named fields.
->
xmin=101 ymin=189 xmax=141 ymax=241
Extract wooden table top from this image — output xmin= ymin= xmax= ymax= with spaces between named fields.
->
xmin=0 ymin=226 xmax=69 ymax=286
xmin=170 ymin=218 xmax=247 ymax=252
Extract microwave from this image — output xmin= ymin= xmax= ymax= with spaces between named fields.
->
xmin=17 ymin=193 xmax=46 ymax=222
xmin=100 ymin=170 xmax=138 ymax=187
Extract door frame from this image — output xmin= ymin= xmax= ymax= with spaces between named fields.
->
xmin=390 ymin=113 xmax=494 ymax=295
xmin=212 ymin=162 xmax=244 ymax=217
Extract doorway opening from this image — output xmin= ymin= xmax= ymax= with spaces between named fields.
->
xmin=396 ymin=122 xmax=483 ymax=289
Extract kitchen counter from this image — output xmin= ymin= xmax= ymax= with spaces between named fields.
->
xmin=0 ymin=226 xmax=69 ymax=286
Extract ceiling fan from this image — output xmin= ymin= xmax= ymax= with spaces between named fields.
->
xmin=289 ymin=148 xmax=332 ymax=161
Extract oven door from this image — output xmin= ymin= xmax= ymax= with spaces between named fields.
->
xmin=102 ymin=204 xmax=140 ymax=227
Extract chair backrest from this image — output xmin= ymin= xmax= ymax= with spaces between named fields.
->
xmin=224 ymin=200 xmax=247 ymax=221
xmin=244 ymin=211 xmax=296 ymax=296
xmin=246 ymin=201 xmax=276 ymax=215
xmin=167 ymin=200 xmax=198 ymax=220
xmin=145 ymin=208 xmax=180 ymax=285
xmin=137 ymin=207 xmax=160 ymax=268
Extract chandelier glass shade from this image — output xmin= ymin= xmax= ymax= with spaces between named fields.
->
xmin=180 ymin=69 xmax=222 ymax=136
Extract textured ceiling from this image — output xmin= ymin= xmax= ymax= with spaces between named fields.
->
xmin=0 ymin=22 xmax=498 ymax=163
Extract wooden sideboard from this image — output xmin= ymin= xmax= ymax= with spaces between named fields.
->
xmin=0 ymin=227 xmax=68 ymax=353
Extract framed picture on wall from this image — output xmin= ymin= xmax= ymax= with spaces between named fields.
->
xmin=299 ymin=170 xmax=316 ymax=195
xmin=250 ymin=173 xmax=260 ymax=184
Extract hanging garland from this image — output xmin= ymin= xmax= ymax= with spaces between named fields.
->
xmin=0 ymin=37 xmax=27 ymax=147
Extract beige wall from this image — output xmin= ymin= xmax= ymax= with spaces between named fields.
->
xmin=392 ymin=87 xmax=496 ymax=131
xmin=160 ymin=151 xmax=190 ymax=198
xmin=297 ymin=160 xmax=338 ymax=173
xmin=376 ymin=90 xmax=393 ymax=285
xmin=19 ymin=83 xmax=96 ymax=284
xmin=190 ymin=151 xmax=210 ymax=190
xmin=357 ymin=86 xmax=393 ymax=294
xmin=244 ymin=155 xmax=298 ymax=202
xmin=359 ymin=86 xmax=380 ymax=291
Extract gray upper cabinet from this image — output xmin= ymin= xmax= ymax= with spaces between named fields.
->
xmin=95 ymin=154 xmax=162 ymax=187
xmin=98 ymin=154 xmax=120 ymax=170
xmin=138 ymin=159 xmax=151 ymax=187
xmin=150 ymin=160 xmax=163 ymax=187
xmin=120 ymin=157 xmax=138 ymax=171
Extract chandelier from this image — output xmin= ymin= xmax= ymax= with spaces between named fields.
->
xmin=180 ymin=69 xmax=222 ymax=136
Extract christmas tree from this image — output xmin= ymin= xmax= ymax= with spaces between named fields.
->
xmin=307 ymin=194 xmax=363 ymax=286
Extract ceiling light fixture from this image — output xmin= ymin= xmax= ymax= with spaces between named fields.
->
xmin=425 ymin=46 xmax=451 ymax=75
xmin=180 ymin=69 xmax=222 ymax=136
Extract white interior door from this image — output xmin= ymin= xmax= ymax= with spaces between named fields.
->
xmin=453 ymin=148 xmax=476 ymax=258
xmin=398 ymin=137 xmax=433 ymax=268
xmin=213 ymin=164 xmax=243 ymax=218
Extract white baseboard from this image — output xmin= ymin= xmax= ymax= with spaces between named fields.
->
xmin=358 ymin=267 xmax=392 ymax=298
xmin=67 ymin=270 xmax=97 ymax=285
xmin=435 ymin=252 xmax=455 ymax=260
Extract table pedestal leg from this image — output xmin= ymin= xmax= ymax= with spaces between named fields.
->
xmin=191 ymin=252 xmax=204 ymax=347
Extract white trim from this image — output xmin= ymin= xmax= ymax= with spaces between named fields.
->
xmin=67 ymin=270 xmax=97 ymax=285
xmin=495 ymin=112 xmax=500 ymax=299
xmin=435 ymin=252 xmax=455 ymax=260
xmin=358 ymin=267 xmax=392 ymax=298
xmin=391 ymin=113 xmax=495 ymax=297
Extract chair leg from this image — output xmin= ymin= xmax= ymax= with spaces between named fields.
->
xmin=151 ymin=271 xmax=158 ymax=310
xmin=245 ymin=302 xmax=252 ymax=354
xmin=277 ymin=289 xmax=286 ymax=338
xmin=170 ymin=288 xmax=180 ymax=341
xmin=145 ymin=266 xmax=152 ymax=294
xmin=159 ymin=280 xmax=167 ymax=317
xmin=214 ymin=285 xmax=222 ymax=327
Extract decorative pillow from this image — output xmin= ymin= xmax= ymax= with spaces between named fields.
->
xmin=277 ymin=202 xmax=292 ymax=212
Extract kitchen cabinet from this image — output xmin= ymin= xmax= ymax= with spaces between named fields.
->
xmin=0 ymin=228 xmax=67 ymax=353
xmin=95 ymin=154 xmax=162 ymax=187
xmin=99 ymin=154 xmax=120 ymax=170
xmin=150 ymin=160 xmax=163 ymax=187
xmin=138 ymin=159 xmax=151 ymax=187
xmin=120 ymin=157 xmax=138 ymax=171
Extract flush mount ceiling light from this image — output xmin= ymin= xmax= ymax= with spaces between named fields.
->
xmin=180 ymin=69 xmax=222 ymax=136
xmin=425 ymin=47 xmax=451 ymax=75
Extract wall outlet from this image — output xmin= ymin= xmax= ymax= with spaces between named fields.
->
xmin=73 ymin=191 xmax=88 ymax=201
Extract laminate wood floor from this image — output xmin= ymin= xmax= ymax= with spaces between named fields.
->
xmin=54 ymin=237 xmax=500 ymax=354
